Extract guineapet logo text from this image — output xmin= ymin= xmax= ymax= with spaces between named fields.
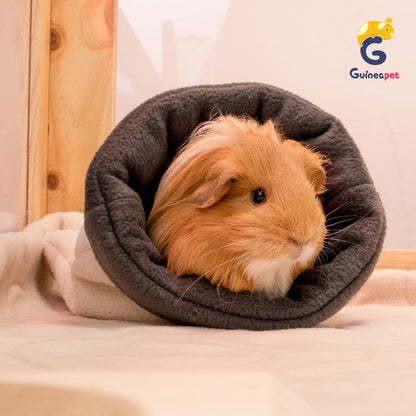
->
xmin=349 ymin=18 xmax=399 ymax=81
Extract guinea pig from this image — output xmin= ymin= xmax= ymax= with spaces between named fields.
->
xmin=146 ymin=115 xmax=328 ymax=299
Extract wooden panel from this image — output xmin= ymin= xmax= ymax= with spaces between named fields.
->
xmin=27 ymin=0 xmax=51 ymax=224
xmin=375 ymin=250 xmax=416 ymax=270
xmin=48 ymin=0 xmax=116 ymax=213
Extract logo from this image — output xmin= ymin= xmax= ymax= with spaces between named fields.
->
xmin=349 ymin=18 xmax=399 ymax=81
xmin=358 ymin=18 xmax=394 ymax=65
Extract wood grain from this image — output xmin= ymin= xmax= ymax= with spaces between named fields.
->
xmin=17 ymin=1 xmax=31 ymax=229
xmin=375 ymin=250 xmax=416 ymax=270
xmin=48 ymin=0 xmax=116 ymax=213
xmin=27 ymin=0 xmax=51 ymax=224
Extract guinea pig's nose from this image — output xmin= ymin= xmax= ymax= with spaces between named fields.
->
xmin=289 ymin=237 xmax=312 ymax=261
xmin=289 ymin=237 xmax=316 ymax=264
xmin=289 ymin=237 xmax=311 ymax=248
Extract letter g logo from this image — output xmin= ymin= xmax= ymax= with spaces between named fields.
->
xmin=357 ymin=18 xmax=394 ymax=65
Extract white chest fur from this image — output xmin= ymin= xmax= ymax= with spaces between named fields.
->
xmin=244 ymin=246 xmax=316 ymax=298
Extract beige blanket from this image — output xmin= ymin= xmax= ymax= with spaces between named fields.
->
xmin=1 ymin=212 xmax=415 ymax=415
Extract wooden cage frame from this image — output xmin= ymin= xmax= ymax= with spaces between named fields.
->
xmin=26 ymin=0 xmax=116 ymax=223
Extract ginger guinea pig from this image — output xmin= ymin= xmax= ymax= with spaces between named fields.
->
xmin=146 ymin=115 xmax=328 ymax=299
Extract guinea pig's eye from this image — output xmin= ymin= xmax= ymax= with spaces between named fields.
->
xmin=251 ymin=188 xmax=267 ymax=205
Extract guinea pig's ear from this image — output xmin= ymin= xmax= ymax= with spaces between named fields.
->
xmin=193 ymin=175 xmax=235 ymax=209
xmin=305 ymin=152 xmax=329 ymax=195
xmin=261 ymin=120 xmax=282 ymax=144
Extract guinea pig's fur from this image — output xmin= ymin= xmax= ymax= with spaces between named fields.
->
xmin=146 ymin=115 xmax=328 ymax=298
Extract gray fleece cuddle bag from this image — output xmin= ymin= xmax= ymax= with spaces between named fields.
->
xmin=84 ymin=82 xmax=386 ymax=330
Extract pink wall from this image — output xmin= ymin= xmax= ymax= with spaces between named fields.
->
xmin=0 ymin=1 xmax=28 ymax=232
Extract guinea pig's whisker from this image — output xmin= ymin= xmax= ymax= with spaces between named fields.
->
xmin=174 ymin=275 xmax=206 ymax=307
xmin=318 ymin=249 xmax=336 ymax=264
xmin=318 ymin=240 xmax=343 ymax=262
xmin=315 ymin=251 xmax=327 ymax=267
xmin=326 ymin=241 xmax=345 ymax=257
xmin=324 ymin=237 xmax=343 ymax=250
xmin=197 ymin=253 xmax=248 ymax=281
xmin=324 ymin=236 xmax=349 ymax=246
xmin=313 ymin=256 xmax=325 ymax=275
xmin=316 ymin=233 xmax=352 ymax=266
xmin=215 ymin=286 xmax=238 ymax=304
xmin=321 ymin=248 xmax=335 ymax=261
xmin=175 ymin=253 xmax=248 ymax=304
xmin=216 ymin=255 xmax=249 ymax=288
xmin=327 ymin=209 xmax=374 ymax=237
xmin=215 ymin=256 xmax=250 ymax=303
xmin=326 ymin=217 xmax=358 ymax=228
xmin=325 ymin=214 xmax=355 ymax=224
xmin=315 ymin=253 xmax=325 ymax=267
xmin=186 ymin=239 xmax=252 ymax=268
xmin=325 ymin=201 xmax=349 ymax=218
xmin=319 ymin=247 xmax=331 ymax=262
xmin=322 ymin=243 xmax=342 ymax=257
xmin=324 ymin=236 xmax=352 ymax=245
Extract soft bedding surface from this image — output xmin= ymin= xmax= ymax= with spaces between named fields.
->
xmin=0 ymin=212 xmax=415 ymax=415
xmin=84 ymin=82 xmax=386 ymax=330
